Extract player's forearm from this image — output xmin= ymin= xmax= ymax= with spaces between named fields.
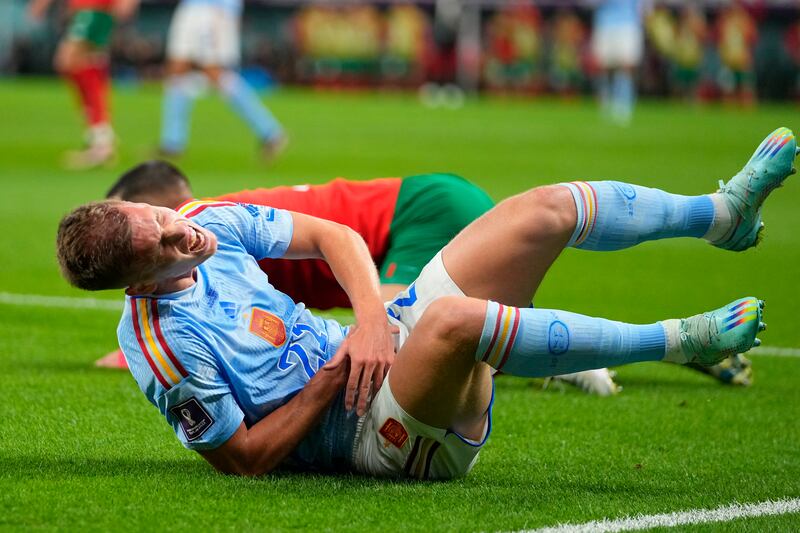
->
xmin=226 ymin=369 xmax=345 ymax=476
xmin=319 ymin=225 xmax=385 ymax=323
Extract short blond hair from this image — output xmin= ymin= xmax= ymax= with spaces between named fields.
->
xmin=56 ymin=201 xmax=135 ymax=291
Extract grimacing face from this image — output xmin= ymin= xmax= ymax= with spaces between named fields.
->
xmin=120 ymin=202 xmax=218 ymax=286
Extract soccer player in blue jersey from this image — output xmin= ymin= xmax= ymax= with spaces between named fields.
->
xmin=591 ymin=0 xmax=649 ymax=124
xmin=57 ymin=128 xmax=796 ymax=478
xmin=159 ymin=0 xmax=286 ymax=158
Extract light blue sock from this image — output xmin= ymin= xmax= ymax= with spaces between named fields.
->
xmin=476 ymin=301 xmax=665 ymax=377
xmin=219 ymin=72 xmax=282 ymax=142
xmin=612 ymin=70 xmax=635 ymax=120
xmin=562 ymin=181 xmax=715 ymax=251
xmin=160 ymin=74 xmax=198 ymax=153
xmin=597 ymin=72 xmax=612 ymax=113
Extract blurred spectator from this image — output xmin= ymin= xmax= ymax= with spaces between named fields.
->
xmin=418 ymin=0 xmax=465 ymax=109
xmin=783 ymin=15 xmax=800 ymax=102
xmin=483 ymin=1 xmax=543 ymax=93
xmin=427 ymin=0 xmax=460 ymax=85
xmin=645 ymin=4 xmax=675 ymax=59
xmin=716 ymin=0 xmax=758 ymax=106
xmin=294 ymin=5 xmax=382 ymax=86
xmin=27 ymin=0 xmax=139 ymax=168
xmin=671 ymin=5 xmax=708 ymax=101
xmin=158 ymin=0 xmax=286 ymax=159
xmin=383 ymin=4 xmax=430 ymax=85
xmin=591 ymin=0 xmax=649 ymax=124
xmin=548 ymin=8 xmax=588 ymax=97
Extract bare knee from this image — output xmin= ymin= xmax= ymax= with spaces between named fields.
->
xmin=504 ymin=185 xmax=577 ymax=242
xmin=417 ymin=296 xmax=485 ymax=349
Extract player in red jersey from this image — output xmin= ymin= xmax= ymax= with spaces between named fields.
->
xmin=28 ymin=0 xmax=138 ymax=168
xmin=92 ymin=161 xmax=497 ymax=356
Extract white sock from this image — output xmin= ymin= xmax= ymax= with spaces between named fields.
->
xmin=89 ymin=123 xmax=114 ymax=148
xmin=703 ymin=193 xmax=734 ymax=243
xmin=661 ymin=318 xmax=686 ymax=363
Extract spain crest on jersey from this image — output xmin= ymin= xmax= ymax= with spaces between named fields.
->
xmin=249 ymin=307 xmax=287 ymax=346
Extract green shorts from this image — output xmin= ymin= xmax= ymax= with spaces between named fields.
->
xmin=68 ymin=10 xmax=114 ymax=48
xmin=380 ymin=173 xmax=495 ymax=285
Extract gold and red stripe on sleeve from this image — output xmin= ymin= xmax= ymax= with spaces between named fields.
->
xmin=176 ymin=199 xmax=238 ymax=219
xmin=130 ymin=298 xmax=188 ymax=389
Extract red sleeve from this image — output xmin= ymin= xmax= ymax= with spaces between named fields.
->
xmin=215 ymin=178 xmax=403 ymax=309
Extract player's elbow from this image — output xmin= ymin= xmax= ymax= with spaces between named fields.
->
xmin=313 ymin=220 xmax=365 ymax=255
xmin=200 ymin=445 xmax=280 ymax=477
xmin=336 ymin=222 xmax=364 ymax=246
xmin=209 ymin=456 xmax=278 ymax=478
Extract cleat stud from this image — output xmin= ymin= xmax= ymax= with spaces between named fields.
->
xmin=796 ymin=146 xmax=800 ymax=156
xmin=753 ymin=338 xmax=762 ymax=347
xmin=759 ymin=299 xmax=765 ymax=309
xmin=792 ymin=168 xmax=797 ymax=175
xmin=759 ymin=322 xmax=767 ymax=331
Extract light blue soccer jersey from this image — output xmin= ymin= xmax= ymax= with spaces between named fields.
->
xmin=182 ymin=0 xmax=242 ymax=16
xmin=117 ymin=201 xmax=359 ymax=469
xmin=594 ymin=0 xmax=644 ymax=28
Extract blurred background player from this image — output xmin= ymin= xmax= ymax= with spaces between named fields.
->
xmin=591 ymin=0 xmax=649 ymax=124
xmin=27 ymin=0 xmax=139 ymax=168
xmin=159 ymin=0 xmax=286 ymax=159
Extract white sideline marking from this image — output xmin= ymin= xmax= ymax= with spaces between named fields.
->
xmin=0 ymin=291 xmax=346 ymax=322
xmin=1 ymin=291 xmax=800 ymax=357
xmin=749 ymin=346 xmax=800 ymax=358
xmin=0 ymin=291 xmax=122 ymax=311
xmin=526 ymin=498 xmax=800 ymax=533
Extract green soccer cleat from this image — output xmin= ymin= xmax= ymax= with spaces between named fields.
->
xmin=713 ymin=127 xmax=798 ymax=251
xmin=674 ymin=297 xmax=765 ymax=366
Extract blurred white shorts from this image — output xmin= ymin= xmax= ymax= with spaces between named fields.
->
xmin=351 ymin=252 xmax=491 ymax=479
xmin=167 ymin=4 xmax=240 ymax=67
xmin=592 ymin=24 xmax=643 ymax=68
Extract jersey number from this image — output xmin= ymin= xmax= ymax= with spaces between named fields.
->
xmin=277 ymin=323 xmax=328 ymax=379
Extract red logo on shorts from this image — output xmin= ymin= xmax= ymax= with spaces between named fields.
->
xmin=379 ymin=418 xmax=409 ymax=449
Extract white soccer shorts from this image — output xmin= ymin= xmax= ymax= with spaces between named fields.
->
xmin=591 ymin=24 xmax=644 ymax=68
xmin=166 ymin=4 xmax=241 ymax=68
xmin=352 ymin=252 xmax=492 ymax=479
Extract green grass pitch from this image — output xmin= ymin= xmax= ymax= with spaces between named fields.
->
xmin=1 ymin=79 xmax=799 ymax=531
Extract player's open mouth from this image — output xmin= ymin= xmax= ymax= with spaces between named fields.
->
xmin=188 ymin=226 xmax=206 ymax=253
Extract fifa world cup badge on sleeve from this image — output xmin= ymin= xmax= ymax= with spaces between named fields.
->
xmin=249 ymin=308 xmax=287 ymax=346
xmin=379 ymin=418 xmax=409 ymax=449
xmin=170 ymin=398 xmax=214 ymax=442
